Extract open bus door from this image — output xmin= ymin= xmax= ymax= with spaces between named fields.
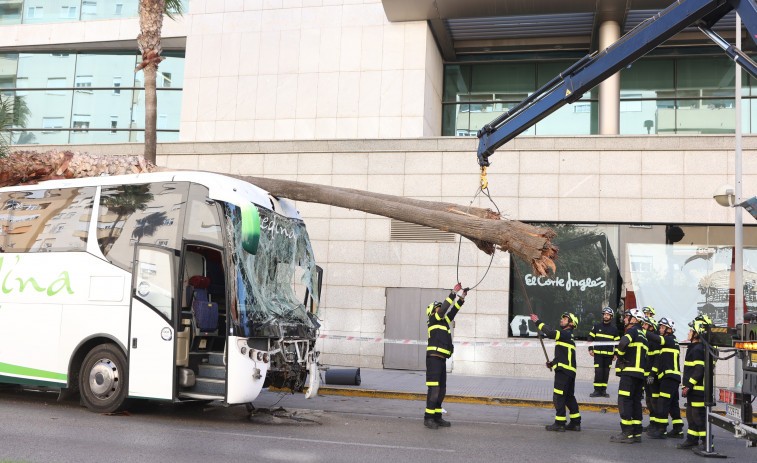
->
xmin=128 ymin=245 xmax=176 ymax=400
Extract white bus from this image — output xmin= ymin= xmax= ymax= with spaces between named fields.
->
xmin=0 ymin=171 xmax=322 ymax=412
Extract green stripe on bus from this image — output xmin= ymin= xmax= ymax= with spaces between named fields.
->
xmin=0 ymin=362 xmax=67 ymax=381
xmin=0 ymin=374 xmax=66 ymax=388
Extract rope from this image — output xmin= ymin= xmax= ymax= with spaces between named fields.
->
xmin=455 ymin=184 xmax=500 ymax=291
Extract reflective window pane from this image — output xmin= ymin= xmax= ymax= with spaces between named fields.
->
xmin=0 ymin=187 xmax=95 ymax=253
xmin=677 ymin=98 xmax=734 ymax=134
xmin=620 ymin=58 xmax=674 ymax=99
xmin=23 ymin=1 xmax=81 ymax=24
xmin=0 ymin=0 xmax=23 ymax=25
xmin=81 ymin=0 xmax=138 ymax=20
xmin=3 ymin=51 xmax=183 ymax=143
xmin=620 ymin=100 xmax=673 ymax=134
xmin=444 ymin=64 xmax=471 ymax=103
xmin=678 ymin=56 xmax=734 ymax=98
xmin=535 ymin=101 xmax=596 ymax=135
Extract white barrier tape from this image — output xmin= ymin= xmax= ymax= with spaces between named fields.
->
xmin=317 ymin=334 xmax=621 ymax=348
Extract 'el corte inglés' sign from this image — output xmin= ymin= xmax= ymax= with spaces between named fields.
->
xmin=524 ymin=272 xmax=606 ymax=292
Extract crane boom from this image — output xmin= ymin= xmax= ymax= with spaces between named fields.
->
xmin=476 ymin=0 xmax=757 ymax=167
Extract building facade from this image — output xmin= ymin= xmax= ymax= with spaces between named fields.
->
xmin=1 ymin=0 xmax=754 ymax=386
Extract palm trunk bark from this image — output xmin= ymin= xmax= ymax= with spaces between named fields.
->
xmin=228 ymin=174 xmax=557 ymax=276
xmin=137 ymin=0 xmax=165 ymax=164
xmin=0 ymin=150 xmax=558 ymax=276
xmin=143 ymin=65 xmax=158 ymax=162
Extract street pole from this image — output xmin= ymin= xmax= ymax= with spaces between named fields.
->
xmin=735 ymin=14 xmax=744 ymax=389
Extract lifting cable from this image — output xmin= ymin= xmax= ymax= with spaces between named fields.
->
xmin=455 ymin=166 xmax=499 ymax=291
xmin=455 ymin=166 xmax=552 ymax=368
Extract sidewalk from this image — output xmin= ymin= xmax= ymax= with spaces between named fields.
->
xmin=316 ymin=367 xmax=626 ymax=412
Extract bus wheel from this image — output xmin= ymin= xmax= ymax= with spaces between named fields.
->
xmin=79 ymin=344 xmax=128 ymax=413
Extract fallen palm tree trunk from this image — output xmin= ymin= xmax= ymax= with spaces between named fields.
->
xmin=228 ymin=174 xmax=557 ymax=276
xmin=0 ymin=150 xmax=557 ymax=276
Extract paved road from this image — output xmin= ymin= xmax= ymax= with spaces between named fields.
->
xmin=0 ymin=386 xmax=754 ymax=463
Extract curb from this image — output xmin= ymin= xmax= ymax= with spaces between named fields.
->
xmin=313 ymin=386 xmax=622 ymax=413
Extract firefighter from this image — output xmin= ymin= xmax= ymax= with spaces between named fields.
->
xmin=641 ymin=314 xmax=660 ymax=432
xmin=423 ymin=283 xmax=467 ymax=430
xmin=589 ymin=307 xmax=619 ymax=398
xmin=610 ymin=308 xmax=648 ymax=444
xmin=530 ymin=312 xmax=581 ymax=432
xmin=645 ymin=317 xmax=683 ymax=439
xmin=677 ymin=314 xmax=712 ymax=449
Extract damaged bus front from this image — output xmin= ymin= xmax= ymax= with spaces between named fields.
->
xmin=224 ymin=197 xmax=322 ymax=401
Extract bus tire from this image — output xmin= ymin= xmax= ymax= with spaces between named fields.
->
xmin=79 ymin=344 xmax=128 ymax=413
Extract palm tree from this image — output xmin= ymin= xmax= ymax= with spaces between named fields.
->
xmin=100 ymin=184 xmax=155 ymax=252
xmin=137 ymin=0 xmax=183 ymax=164
xmin=0 ymin=94 xmax=30 ymax=158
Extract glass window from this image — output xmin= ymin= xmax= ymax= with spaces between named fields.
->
xmin=24 ymin=1 xmax=83 ymax=24
xmin=620 ymin=58 xmax=674 ymax=99
xmin=0 ymin=0 xmax=23 ymax=25
xmin=620 ymin=99 xmax=675 ymax=134
xmin=98 ymin=182 xmax=189 ymax=272
xmin=82 ymin=1 xmax=96 ymax=15
xmin=0 ymin=187 xmax=95 ymax=253
xmin=135 ymin=246 xmax=174 ymax=320
xmin=3 ymin=51 xmax=182 ymax=144
xmin=443 ymin=65 xmax=471 ymax=103
xmin=183 ymin=184 xmax=223 ymax=247
xmin=678 ymin=56 xmax=734 ymax=98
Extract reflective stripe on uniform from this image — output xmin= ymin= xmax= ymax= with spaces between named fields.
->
xmin=618 ymin=390 xmax=630 ymax=396
xmin=426 ymin=381 xmax=439 ymax=386
xmin=428 ymin=325 xmax=449 ymax=334
xmin=570 ymin=413 xmax=580 ymax=419
xmin=555 ymin=415 xmax=567 ymax=421
xmin=426 ymin=346 xmax=451 ymax=355
xmin=554 ymin=388 xmax=564 ymax=395
xmin=692 ymin=402 xmax=705 ymax=407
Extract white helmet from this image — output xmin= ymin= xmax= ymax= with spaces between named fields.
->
xmin=629 ymin=308 xmax=645 ymax=322
xmin=658 ymin=317 xmax=675 ymax=333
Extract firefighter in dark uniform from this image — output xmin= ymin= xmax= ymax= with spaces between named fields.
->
xmin=589 ymin=307 xmax=619 ymax=398
xmin=530 ymin=312 xmax=581 ymax=432
xmin=423 ymin=283 xmax=467 ymax=429
xmin=677 ymin=314 xmax=712 ymax=449
xmin=646 ymin=317 xmax=683 ymax=439
xmin=610 ymin=308 xmax=648 ymax=444
xmin=641 ymin=314 xmax=660 ymax=431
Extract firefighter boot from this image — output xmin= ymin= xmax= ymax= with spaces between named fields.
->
xmin=545 ymin=422 xmax=566 ymax=432
xmin=610 ymin=432 xmax=635 ymax=444
xmin=423 ymin=418 xmax=439 ymax=430
xmin=676 ymin=438 xmax=699 ymax=449
xmin=434 ymin=416 xmax=451 ymax=427
xmin=666 ymin=424 xmax=684 ymax=438
xmin=565 ymin=420 xmax=581 ymax=431
xmin=601 ymin=388 xmax=610 ymax=398
xmin=590 ymin=389 xmax=603 ymax=398
xmin=646 ymin=424 xmax=666 ymax=439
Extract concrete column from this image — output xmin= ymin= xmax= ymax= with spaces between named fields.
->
xmin=598 ymin=20 xmax=621 ymax=134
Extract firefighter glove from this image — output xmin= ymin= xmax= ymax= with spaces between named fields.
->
xmin=682 ymin=386 xmax=689 ymax=398
xmin=453 ymin=283 xmax=462 ymax=292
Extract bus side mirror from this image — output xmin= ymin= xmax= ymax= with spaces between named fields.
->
xmin=241 ymin=204 xmax=260 ymax=254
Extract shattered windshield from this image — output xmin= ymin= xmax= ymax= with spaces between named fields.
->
xmin=224 ymin=203 xmax=319 ymax=338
